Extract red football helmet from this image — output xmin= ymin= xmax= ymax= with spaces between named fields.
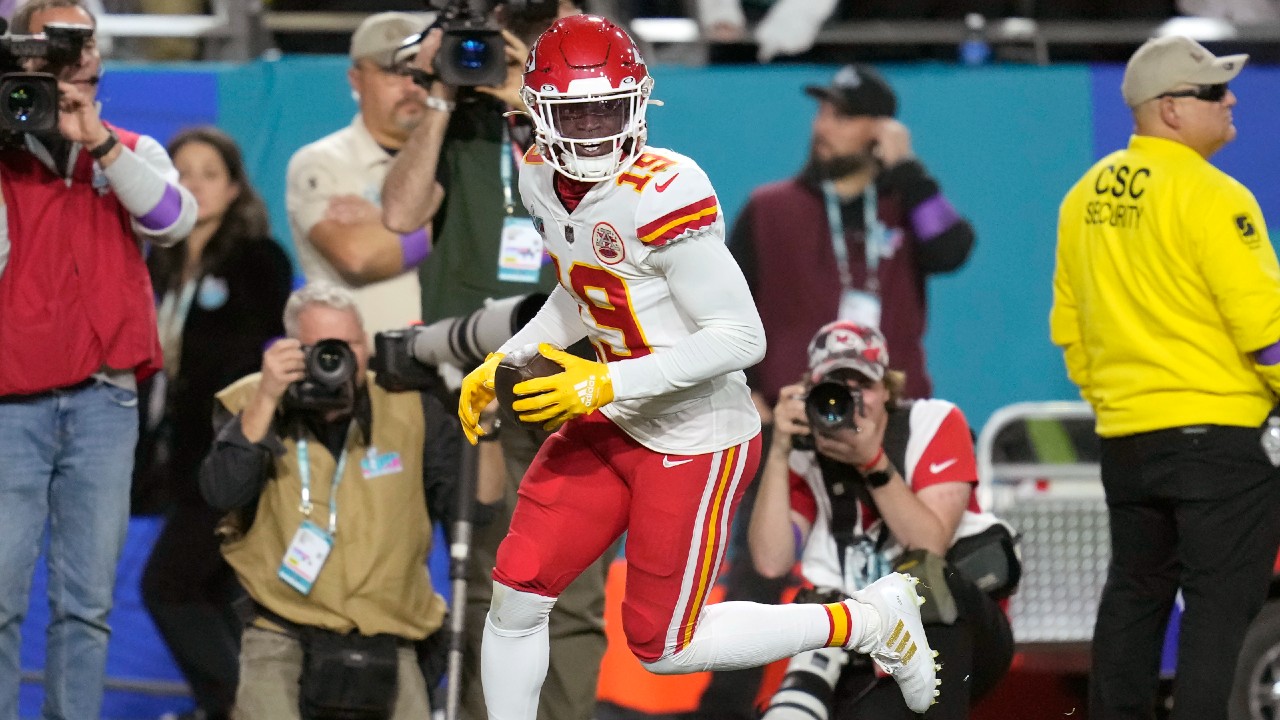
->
xmin=521 ymin=14 xmax=653 ymax=181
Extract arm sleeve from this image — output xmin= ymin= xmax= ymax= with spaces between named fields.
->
xmin=105 ymin=134 xmax=197 ymax=246
xmin=498 ymin=284 xmax=589 ymax=355
xmin=880 ymin=160 xmax=974 ymax=274
xmin=909 ymin=406 xmax=979 ymax=491
xmin=198 ymin=406 xmax=282 ymax=511
xmin=1192 ymin=183 xmax=1280 ymax=394
xmin=607 ymin=234 xmax=767 ymax=400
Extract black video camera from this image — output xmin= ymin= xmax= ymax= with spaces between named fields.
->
xmin=0 ymin=19 xmax=94 ymax=135
xmin=792 ymin=376 xmax=865 ymax=451
xmin=285 ymin=339 xmax=359 ymax=413
xmin=408 ymin=0 xmax=558 ymax=87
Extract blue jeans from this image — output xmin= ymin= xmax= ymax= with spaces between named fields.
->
xmin=0 ymin=380 xmax=138 ymax=720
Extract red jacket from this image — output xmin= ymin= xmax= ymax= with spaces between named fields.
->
xmin=0 ymin=127 xmax=163 ymax=396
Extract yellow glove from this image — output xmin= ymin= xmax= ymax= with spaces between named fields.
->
xmin=512 ymin=343 xmax=614 ymax=431
xmin=458 ymin=352 xmax=505 ymax=445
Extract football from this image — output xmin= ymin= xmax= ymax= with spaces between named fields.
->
xmin=494 ymin=346 xmax=565 ymax=434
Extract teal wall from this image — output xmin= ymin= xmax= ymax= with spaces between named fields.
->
xmin=100 ymin=59 xmax=1160 ymax=428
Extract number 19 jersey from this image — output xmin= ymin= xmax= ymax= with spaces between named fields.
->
xmin=518 ymin=145 xmax=761 ymax=455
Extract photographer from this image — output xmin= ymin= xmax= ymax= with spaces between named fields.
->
xmin=749 ymin=321 xmax=1013 ymax=720
xmin=382 ymin=4 xmax=618 ymax=720
xmin=198 ymin=282 xmax=495 ymax=719
xmin=0 ymin=1 xmax=197 ymax=718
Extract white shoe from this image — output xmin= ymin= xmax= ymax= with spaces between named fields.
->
xmin=846 ymin=572 xmax=940 ymax=713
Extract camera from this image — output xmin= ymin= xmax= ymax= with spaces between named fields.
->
xmin=372 ymin=292 xmax=547 ymax=391
xmin=408 ymin=0 xmax=559 ymax=87
xmin=286 ymin=339 xmax=359 ymax=413
xmin=0 ymin=19 xmax=93 ymax=134
xmin=760 ymin=646 xmax=849 ymax=720
xmin=793 ymin=376 xmax=865 ymax=451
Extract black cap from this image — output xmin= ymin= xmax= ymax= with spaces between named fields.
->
xmin=804 ymin=64 xmax=897 ymax=118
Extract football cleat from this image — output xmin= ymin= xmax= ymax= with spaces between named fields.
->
xmin=845 ymin=572 xmax=940 ymax=713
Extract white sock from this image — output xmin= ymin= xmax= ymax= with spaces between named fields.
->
xmin=848 ymin=597 xmax=883 ymax=654
xmin=481 ymin=613 xmax=549 ymax=720
xmin=481 ymin=584 xmax=556 ymax=720
xmin=642 ymin=600 xmax=876 ymax=674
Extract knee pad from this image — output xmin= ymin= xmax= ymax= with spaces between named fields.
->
xmin=486 ymin=581 xmax=556 ymax=637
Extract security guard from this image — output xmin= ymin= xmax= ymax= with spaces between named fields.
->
xmin=1052 ymin=35 xmax=1280 ymax=720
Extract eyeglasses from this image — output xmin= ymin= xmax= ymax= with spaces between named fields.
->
xmin=1158 ymin=83 xmax=1229 ymax=103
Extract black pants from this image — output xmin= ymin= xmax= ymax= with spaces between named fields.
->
xmin=141 ymin=502 xmax=242 ymax=720
xmin=829 ymin=567 xmax=1013 ymax=720
xmin=1091 ymin=425 xmax=1280 ymax=720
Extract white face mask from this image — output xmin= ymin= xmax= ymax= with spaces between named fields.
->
xmin=524 ymin=79 xmax=653 ymax=182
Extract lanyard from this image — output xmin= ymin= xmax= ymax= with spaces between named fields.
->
xmin=822 ymin=180 xmax=886 ymax=296
xmin=500 ymin=122 xmax=521 ymax=216
xmin=156 ymin=279 xmax=197 ymax=378
xmin=296 ymin=425 xmax=353 ymax=536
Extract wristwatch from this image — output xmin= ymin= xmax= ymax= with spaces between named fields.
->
xmin=87 ymin=131 xmax=119 ymax=160
xmin=862 ymin=462 xmax=895 ymax=489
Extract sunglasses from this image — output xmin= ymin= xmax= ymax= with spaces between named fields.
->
xmin=1158 ymin=83 xmax=1230 ymax=102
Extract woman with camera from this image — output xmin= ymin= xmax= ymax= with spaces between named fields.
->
xmin=749 ymin=320 xmax=1014 ymax=720
xmin=137 ymin=126 xmax=293 ymax=720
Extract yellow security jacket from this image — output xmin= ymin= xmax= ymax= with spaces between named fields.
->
xmin=215 ymin=373 xmax=446 ymax=639
xmin=1052 ymin=135 xmax=1280 ymax=437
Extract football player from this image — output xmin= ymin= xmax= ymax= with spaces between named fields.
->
xmin=458 ymin=15 xmax=939 ymax=719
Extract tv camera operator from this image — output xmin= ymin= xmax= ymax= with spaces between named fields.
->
xmin=749 ymin=321 xmax=1015 ymax=720
xmin=380 ymin=3 xmax=615 ymax=720
xmin=198 ymin=282 xmax=501 ymax=720
xmin=0 ymin=2 xmax=197 ymax=718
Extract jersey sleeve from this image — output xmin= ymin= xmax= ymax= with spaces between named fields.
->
xmin=909 ymin=404 xmax=978 ymax=492
xmin=606 ymin=234 xmax=766 ymax=400
xmin=632 ymin=153 xmax=723 ymax=256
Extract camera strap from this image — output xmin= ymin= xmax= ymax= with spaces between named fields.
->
xmin=817 ymin=403 xmax=913 ymax=580
xmin=500 ymin=122 xmax=518 ymax=216
xmin=156 ymin=279 xmax=197 ymax=378
xmin=821 ymin=180 xmax=888 ymax=297
xmin=296 ymin=424 xmax=355 ymax=536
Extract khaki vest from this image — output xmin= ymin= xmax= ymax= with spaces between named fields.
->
xmin=215 ymin=373 xmax=445 ymax=639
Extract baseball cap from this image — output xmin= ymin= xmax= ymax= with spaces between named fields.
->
xmin=804 ymin=65 xmax=897 ymax=118
xmin=350 ymin=12 xmax=430 ymax=68
xmin=806 ymin=320 xmax=890 ymax=384
xmin=1121 ymin=35 xmax=1247 ymax=108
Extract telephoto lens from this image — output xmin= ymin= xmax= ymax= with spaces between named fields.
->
xmin=804 ymin=380 xmax=864 ymax=434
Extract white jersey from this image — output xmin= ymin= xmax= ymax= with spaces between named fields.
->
xmin=510 ymin=145 xmax=762 ymax=454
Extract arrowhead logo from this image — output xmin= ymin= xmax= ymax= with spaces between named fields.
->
xmin=663 ymin=456 xmax=693 ymax=468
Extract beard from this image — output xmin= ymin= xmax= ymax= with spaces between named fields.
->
xmin=799 ymin=145 xmax=875 ymax=186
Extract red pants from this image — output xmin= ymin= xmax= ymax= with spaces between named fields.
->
xmin=493 ymin=412 xmax=762 ymax=662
